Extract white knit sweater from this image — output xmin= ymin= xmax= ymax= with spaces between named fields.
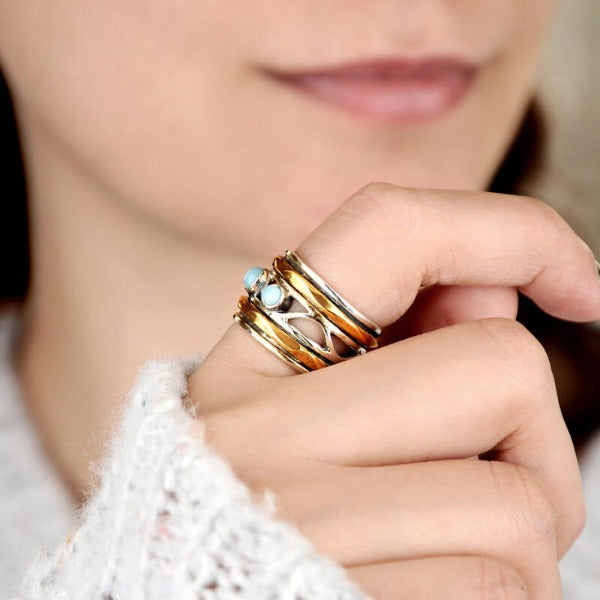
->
xmin=0 ymin=310 xmax=599 ymax=599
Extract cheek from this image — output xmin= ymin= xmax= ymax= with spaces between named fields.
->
xmin=1 ymin=0 xmax=559 ymax=259
xmin=2 ymin=1 xmax=254 ymax=241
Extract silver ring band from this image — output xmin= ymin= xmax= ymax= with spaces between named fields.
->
xmin=284 ymin=250 xmax=382 ymax=338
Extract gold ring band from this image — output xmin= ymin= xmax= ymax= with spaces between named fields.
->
xmin=234 ymin=250 xmax=383 ymax=373
xmin=273 ymin=256 xmax=378 ymax=350
xmin=235 ymin=295 xmax=330 ymax=372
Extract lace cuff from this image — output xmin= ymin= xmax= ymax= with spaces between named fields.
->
xmin=18 ymin=357 xmax=368 ymax=599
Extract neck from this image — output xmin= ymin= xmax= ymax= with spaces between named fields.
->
xmin=15 ymin=117 xmax=264 ymax=504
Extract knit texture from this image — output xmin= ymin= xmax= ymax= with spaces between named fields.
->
xmin=15 ymin=355 xmax=368 ymax=600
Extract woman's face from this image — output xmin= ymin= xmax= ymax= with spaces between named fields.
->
xmin=1 ymin=1 xmax=556 ymax=256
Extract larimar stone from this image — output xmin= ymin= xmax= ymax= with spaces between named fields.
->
xmin=260 ymin=284 xmax=284 ymax=309
xmin=244 ymin=267 xmax=265 ymax=292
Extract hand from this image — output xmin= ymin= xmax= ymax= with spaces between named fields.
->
xmin=188 ymin=183 xmax=600 ymax=599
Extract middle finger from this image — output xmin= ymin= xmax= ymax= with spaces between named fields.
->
xmin=269 ymin=317 xmax=582 ymax=556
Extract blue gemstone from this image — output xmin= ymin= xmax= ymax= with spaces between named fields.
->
xmin=244 ymin=267 xmax=264 ymax=291
xmin=261 ymin=284 xmax=284 ymax=308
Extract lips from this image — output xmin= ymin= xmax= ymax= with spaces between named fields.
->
xmin=263 ymin=57 xmax=477 ymax=123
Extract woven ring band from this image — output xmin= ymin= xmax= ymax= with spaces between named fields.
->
xmin=233 ymin=250 xmax=382 ymax=372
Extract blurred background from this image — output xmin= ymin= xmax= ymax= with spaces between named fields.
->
xmin=535 ymin=0 xmax=599 ymax=255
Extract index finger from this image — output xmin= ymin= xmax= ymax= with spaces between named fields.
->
xmin=203 ymin=182 xmax=600 ymax=379
xmin=301 ymin=182 xmax=600 ymax=326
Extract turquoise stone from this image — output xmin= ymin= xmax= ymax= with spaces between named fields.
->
xmin=260 ymin=284 xmax=284 ymax=308
xmin=244 ymin=266 xmax=265 ymax=292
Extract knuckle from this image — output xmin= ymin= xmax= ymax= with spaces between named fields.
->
xmin=532 ymin=195 xmax=568 ymax=232
xmin=474 ymin=318 xmax=553 ymax=397
xmin=522 ymin=195 xmax=575 ymax=256
xmin=340 ymin=181 xmax=397 ymax=221
xmin=488 ymin=461 xmax=556 ymax=547
xmin=348 ymin=181 xmax=398 ymax=205
xmin=522 ymin=196 xmax=598 ymax=292
xmin=474 ymin=556 xmax=529 ymax=600
xmin=339 ymin=182 xmax=422 ymax=236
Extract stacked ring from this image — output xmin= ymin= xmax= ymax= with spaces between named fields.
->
xmin=233 ymin=250 xmax=382 ymax=372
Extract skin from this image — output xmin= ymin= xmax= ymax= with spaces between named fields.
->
xmin=3 ymin=0 xmax=599 ymax=597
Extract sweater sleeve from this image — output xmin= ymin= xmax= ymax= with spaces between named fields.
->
xmin=17 ymin=357 xmax=369 ymax=600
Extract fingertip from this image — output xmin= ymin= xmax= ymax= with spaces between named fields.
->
xmin=522 ymin=257 xmax=600 ymax=323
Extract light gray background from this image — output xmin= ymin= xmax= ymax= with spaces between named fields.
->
xmin=537 ymin=0 xmax=599 ymax=253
